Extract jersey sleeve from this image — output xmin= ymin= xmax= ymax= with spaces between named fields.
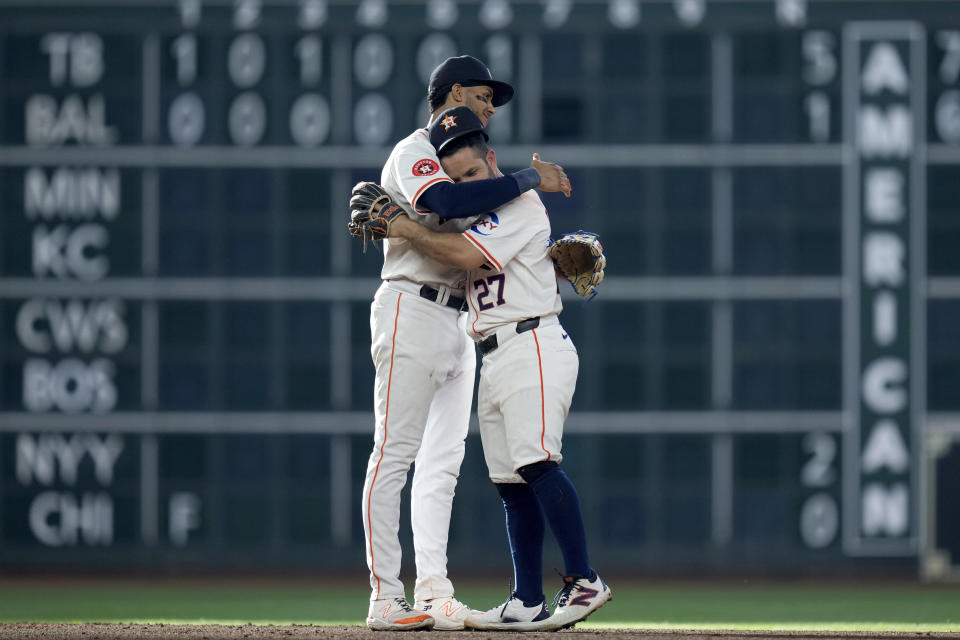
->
xmin=462 ymin=203 xmax=542 ymax=272
xmin=416 ymin=176 xmax=522 ymax=219
xmin=383 ymin=130 xmax=454 ymax=213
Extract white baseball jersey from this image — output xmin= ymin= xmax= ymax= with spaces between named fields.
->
xmin=380 ymin=128 xmax=474 ymax=290
xmin=461 ymin=189 xmax=563 ymax=341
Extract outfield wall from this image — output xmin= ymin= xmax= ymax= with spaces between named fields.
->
xmin=1 ymin=0 xmax=959 ymax=577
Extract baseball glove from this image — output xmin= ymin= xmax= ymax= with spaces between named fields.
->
xmin=548 ymin=231 xmax=606 ymax=299
xmin=348 ymin=181 xmax=407 ymax=252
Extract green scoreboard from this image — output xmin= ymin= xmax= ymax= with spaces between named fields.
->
xmin=1 ymin=0 xmax=959 ymax=576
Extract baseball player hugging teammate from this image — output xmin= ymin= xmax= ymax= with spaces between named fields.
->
xmin=350 ymin=105 xmax=610 ymax=631
xmin=350 ymin=56 xmax=572 ymax=632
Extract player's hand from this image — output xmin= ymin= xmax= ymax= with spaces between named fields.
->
xmin=385 ymin=214 xmax=415 ymax=239
xmin=531 ymin=153 xmax=571 ymax=198
xmin=348 ymin=181 xmax=407 ymax=251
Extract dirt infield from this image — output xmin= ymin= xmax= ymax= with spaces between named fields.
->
xmin=1 ymin=625 xmax=959 ymax=640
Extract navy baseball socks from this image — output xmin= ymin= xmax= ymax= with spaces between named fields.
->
xmin=495 ymin=482 xmax=545 ymax=605
xmin=463 ymin=481 xmax=552 ymax=631
xmin=471 ymin=464 xmax=612 ymax=630
xmin=518 ymin=461 xmax=591 ymax=578
xmin=519 ymin=462 xmax=613 ymax=629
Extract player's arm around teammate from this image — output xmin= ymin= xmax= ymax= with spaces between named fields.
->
xmin=385 ymin=216 xmax=485 ymax=269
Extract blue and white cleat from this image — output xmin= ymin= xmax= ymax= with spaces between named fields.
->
xmin=545 ymin=572 xmax=612 ymax=630
xmin=463 ymin=592 xmax=552 ymax=631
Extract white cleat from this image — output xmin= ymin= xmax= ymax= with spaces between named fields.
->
xmin=366 ymin=597 xmax=435 ymax=631
xmin=545 ymin=572 xmax=612 ymax=630
xmin=463 ymin=592 xmax=552 ymax=631
xmin=415 ymin=595 xmax=480 ymax=631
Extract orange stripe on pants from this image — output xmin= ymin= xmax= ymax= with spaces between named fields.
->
xmin=532 ymin=329 xmax=551 ymax=460
xmin=366 ymin=292 xmax=403 ymax=599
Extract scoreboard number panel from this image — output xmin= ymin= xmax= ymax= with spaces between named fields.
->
xmin=0 ymin=0 xmax=958 ymax=573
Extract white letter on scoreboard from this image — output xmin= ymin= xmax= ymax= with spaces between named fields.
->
xmin=861 ymin=357 xmax=907 ymax=415
xmin=169 ymin=492 xmax=202 ymax=546
xmin=859 ymin=106 xmax=912 ymax=158
xmin=873 ymin=290 xmax=897 ymax=346
xmin=69 ymin=34 xmax=104 ymax=87
xmin=865 ymin=168 xmax=905 ymax=223
xmin=861 ymin=419 xmax=909 ymax=473
xmin=16 ymin=434 xmax=55 ymax=486
xmin=863 ymin=232 xmax=905 ymax=287
xmin=861 ymin=42 xmax=909 ymax=95
xmin=40 ymin=34 xmax=71 ymax=87
xmin=862 ymin=483 xmax=909 ymax=536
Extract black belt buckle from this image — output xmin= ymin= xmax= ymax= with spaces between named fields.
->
xmin=419 ymin=285 xmax=439 ymax=302
xmin=477 ymin=317 xmax=540 ymax=356
xmin=478 ymin=334 xmax=497 ymax=355
xmin=420 ymin=285 xmax=466 ymax=311
xmin=516 ymin=317 xmax=540 ymax=334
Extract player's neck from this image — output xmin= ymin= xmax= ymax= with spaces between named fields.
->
xmin=428 ymin=101 xmax=464 ymax=125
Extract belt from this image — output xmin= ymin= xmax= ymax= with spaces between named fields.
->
xmin=477 ymin=317 xmax=540 ymax=356
xmin=420 ymin=285 xmax=467 ymax=311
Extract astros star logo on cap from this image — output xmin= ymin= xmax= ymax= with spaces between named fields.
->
xmin=441 ymin=114 xmax=457 ymax=130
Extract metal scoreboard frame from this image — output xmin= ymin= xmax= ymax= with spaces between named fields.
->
xmin=0 ymin=0 xmax=959 ymax=574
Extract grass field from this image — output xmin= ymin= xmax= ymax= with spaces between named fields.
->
xmin=0 ymin=580 xmax=958 ymax=632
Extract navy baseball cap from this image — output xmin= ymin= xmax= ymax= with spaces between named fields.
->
xmin=429 ymin=106 xmax=489 ymax=154
xmin=428 ymin=55 xmax=514 ymax=107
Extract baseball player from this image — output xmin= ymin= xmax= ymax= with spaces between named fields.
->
xmin=357 ymin=56 xmax=572 ymax=631
xmin=373 ymin=106 xmax=612 ymax=631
